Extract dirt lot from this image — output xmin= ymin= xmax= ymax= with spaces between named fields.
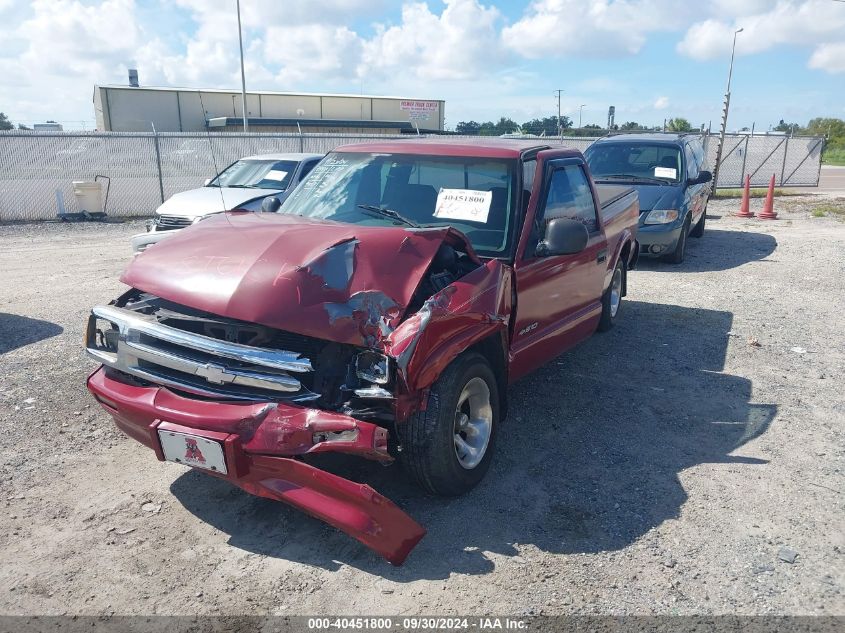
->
xmin=0 ymin=196 xmax=843 ymax=617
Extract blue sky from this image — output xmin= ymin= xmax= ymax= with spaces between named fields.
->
xmin=0 ymin=0 xmax=843 ymax=131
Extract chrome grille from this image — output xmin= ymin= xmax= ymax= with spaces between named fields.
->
xmin=86 ymin=304 xmax=316 ymax=401
xmin=156 ymin=215 xmax=193 ymax=230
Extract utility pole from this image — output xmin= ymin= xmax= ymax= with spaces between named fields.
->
xmin=579 ymin=104 xmax=585 ymax=129
xmin=713 ymin=27 xmax=743 ymax=188
xmin=236 ymin=0 xmax=248 ymax=132
xmin=554 ymin=89 xmax=563 ymax=139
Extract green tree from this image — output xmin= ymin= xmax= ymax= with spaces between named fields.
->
xmin=477 ymin=117 xmax=519 ymax=136
xmin=521 ymin=115 xmax=571 ymax=136
xmin=620 ymin=121 xmax=647 ymax=131
xmin=773 ymin=119 xmax=801 ymax=134
xmin=666 ymin=117 xmax=692 ymax=132
xmin=17 ymin=123 xmax=30 ymax=130
xmin=0 ymin=112 xmax=13 ymax=131
xmin=804 ymin=117 xmax=845 ymax=139
xmin=455 ymin=120 xmax=481 ymax=135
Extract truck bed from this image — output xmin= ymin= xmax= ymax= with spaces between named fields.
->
xmin=596 ymin=184 xmax=635 ymax=209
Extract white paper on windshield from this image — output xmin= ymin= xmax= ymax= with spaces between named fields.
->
xmin=654 ymin=167 xmax=677 ymax=179
xmin=434 ymin=189 xmax=492 ymax=223
xmin=265 ymin=170 xmax=289 ymax=181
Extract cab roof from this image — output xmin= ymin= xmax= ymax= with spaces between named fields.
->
xmin=592 ymin=132 xmax=699 ymax=146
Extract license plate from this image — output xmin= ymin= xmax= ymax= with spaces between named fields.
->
xmin=158 ymin=429 xmax=228 ymax=474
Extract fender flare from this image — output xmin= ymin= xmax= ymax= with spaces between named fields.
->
xmin=603 ymin=229 xmax=636 ymax=293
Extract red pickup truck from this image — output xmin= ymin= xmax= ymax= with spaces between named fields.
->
xmin=85 ymin=140 xmax=639 ymax=564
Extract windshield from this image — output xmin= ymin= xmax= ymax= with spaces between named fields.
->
xmin=280 ymin=152 xmax=517 ymax=258
xmin=585 ymin=143 xmax=682 ymax=183
xmin=210 ymin=159 xmax=298 ymax=190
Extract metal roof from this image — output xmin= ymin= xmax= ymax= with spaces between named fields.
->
xmin=95 ymin=85 xmax=443 ymax=102
xmin=207 ymin=117 xmax=421 ymax=131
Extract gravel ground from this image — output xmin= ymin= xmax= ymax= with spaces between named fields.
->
xmin=0 ymin=197 xmax=843 ymax=617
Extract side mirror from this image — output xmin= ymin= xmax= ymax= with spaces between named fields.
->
xmin=261 ymin=196 xmax=282 ymax=213
xmin=536 ymin=218 xmax=589 ymax=257
xmin=203 ymin=178 xmax=212 ymax=186
xmin=691 ymin=170 xmax=712 ymax=185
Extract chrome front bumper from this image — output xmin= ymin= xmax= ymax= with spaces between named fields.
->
xmin=85 ymin=304 xmax=315 ymax=400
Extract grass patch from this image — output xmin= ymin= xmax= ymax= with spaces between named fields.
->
xmin=822 ymin=148 xmax=845 ymax=166
xmin=811 ymin=201 xmax=845 ymax=220
xmin=712 ymin=188 xmax=800 ymax=200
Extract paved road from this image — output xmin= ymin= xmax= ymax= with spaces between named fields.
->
xmin=794 ymin=165 xmax=845 ymax=196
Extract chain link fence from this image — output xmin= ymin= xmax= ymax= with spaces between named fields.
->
xmin=0 ymin=131 xmax=824 ymax=222
xmin=704 ymin=134 xmax=825 ymax=188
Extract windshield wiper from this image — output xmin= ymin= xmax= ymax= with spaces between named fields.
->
xmin=357 ymin=204 xmax=419 ymax=227
xmin=598 ymin=174 xmax=670 ymax=185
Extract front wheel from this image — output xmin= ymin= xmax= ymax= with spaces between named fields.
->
xmin=598 ymin=258 xmax=624 ymax=332
xmin=397 ymin=353 xmax=499 ymax=496
xmin=691 ymin=209 xmax=706 ymax=238
xmin=664 ymin=216 xmax=690 ymax=264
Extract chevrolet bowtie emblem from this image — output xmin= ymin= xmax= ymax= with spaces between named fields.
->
xmin=196 ymin=362 xmax=235 ymax=385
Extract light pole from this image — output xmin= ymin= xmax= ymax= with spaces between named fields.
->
xmin=578 ymin=104 xmax=585 ymax=128
xmin=236 ymin=0 xmax=248 ymax=133
xmin=713 ymin=27 xmax=743 ymax=188
xmin=554 ymin=89 xmax=564 ymax=138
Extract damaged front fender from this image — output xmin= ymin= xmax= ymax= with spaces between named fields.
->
xmin=384 ymin=259 xmax=512 ymax=416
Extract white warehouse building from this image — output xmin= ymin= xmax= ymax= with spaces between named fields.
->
xmin=93 ymin=84 xmax=445 ymax=134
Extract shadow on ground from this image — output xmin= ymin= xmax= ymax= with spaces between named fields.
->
xmin=637 ymin=227 xmax=777 ymax=273
xmin=171 ymin=300 xmax=776 ymax=580
xmin=0 ymin=313 xmax=63 ymax=354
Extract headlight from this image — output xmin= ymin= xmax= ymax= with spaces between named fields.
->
xmin=85 ymin=314 xmax=120 ymax=363
xmin=356 ymin=351 xmax=389 ymax=384
xmin=644 ymin=209 xmax=679 ymax=225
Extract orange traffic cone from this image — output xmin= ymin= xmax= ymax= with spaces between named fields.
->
xmin=758 ymin=174 xmax=778 ymax=220
xmin=736 ymin=174 xmax=754 ymax=218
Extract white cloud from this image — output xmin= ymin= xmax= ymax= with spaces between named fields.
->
xmin=0 ymin=0 xmax=142 ymax=124
xmin=361 ymin=0 xmax=504 ymax=81
xmin=809 ymin=42 xmax=845 ymax=74
xmin=502 ymin=0 xmax=684 ymax=58
xmin=264 ymin=24 xmax=363 ymax=85
xmin=654 ymin=96 xmax=669 ymax=109
xmin=676 ymin=0 xmax=845 ymax=73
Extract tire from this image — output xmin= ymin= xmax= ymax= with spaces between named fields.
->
xmin=597 ymin=258 xmax=625 ymax=332
xmin=664 ymin=216 xmax=690 ymax=264
xmin=397 ymin=353 xmax=499 ymax=496
xmin=691 ymin=209 xmax=706 ymax=238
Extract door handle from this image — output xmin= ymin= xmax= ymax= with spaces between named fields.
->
xmin=596 ymin=249 xmax=607 ymax=264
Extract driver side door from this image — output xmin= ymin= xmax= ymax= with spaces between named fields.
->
xmin=510 ymin=159 xmax=608 ymax=380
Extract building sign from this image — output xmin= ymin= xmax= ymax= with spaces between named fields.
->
xmin=400 ymin=100 xmax=438 ymax=121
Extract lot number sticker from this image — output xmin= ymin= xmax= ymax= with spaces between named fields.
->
xmin=434 ymin=188 xmax=492 ymax=223
xmin=265 ymin=170 xmax=288 ymax=181
xmin=654 ymin=167 xmax=677 ymax=179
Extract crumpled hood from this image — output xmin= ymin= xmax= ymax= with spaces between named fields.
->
xmin=629 ymin=185 xmax=682 ymax=214
xmin=121 ymin=212 xmax=478 ymax=347
xmin=155 ymin=186 xmax=284 ymax=219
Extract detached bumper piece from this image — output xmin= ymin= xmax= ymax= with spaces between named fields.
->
xmin=87 ymin=367 xmax=426 ymax=565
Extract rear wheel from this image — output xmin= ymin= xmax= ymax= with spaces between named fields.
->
xmin=664 ymin=216 xmax=690 ymax=264
xmin=397 ymin=353 xmax=499 ymax=496
xmin=598 ymin=258 xmax=624 ymax=332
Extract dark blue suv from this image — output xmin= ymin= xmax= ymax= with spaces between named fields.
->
xmin=584 ymin=133 xmax=712 ymax=264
